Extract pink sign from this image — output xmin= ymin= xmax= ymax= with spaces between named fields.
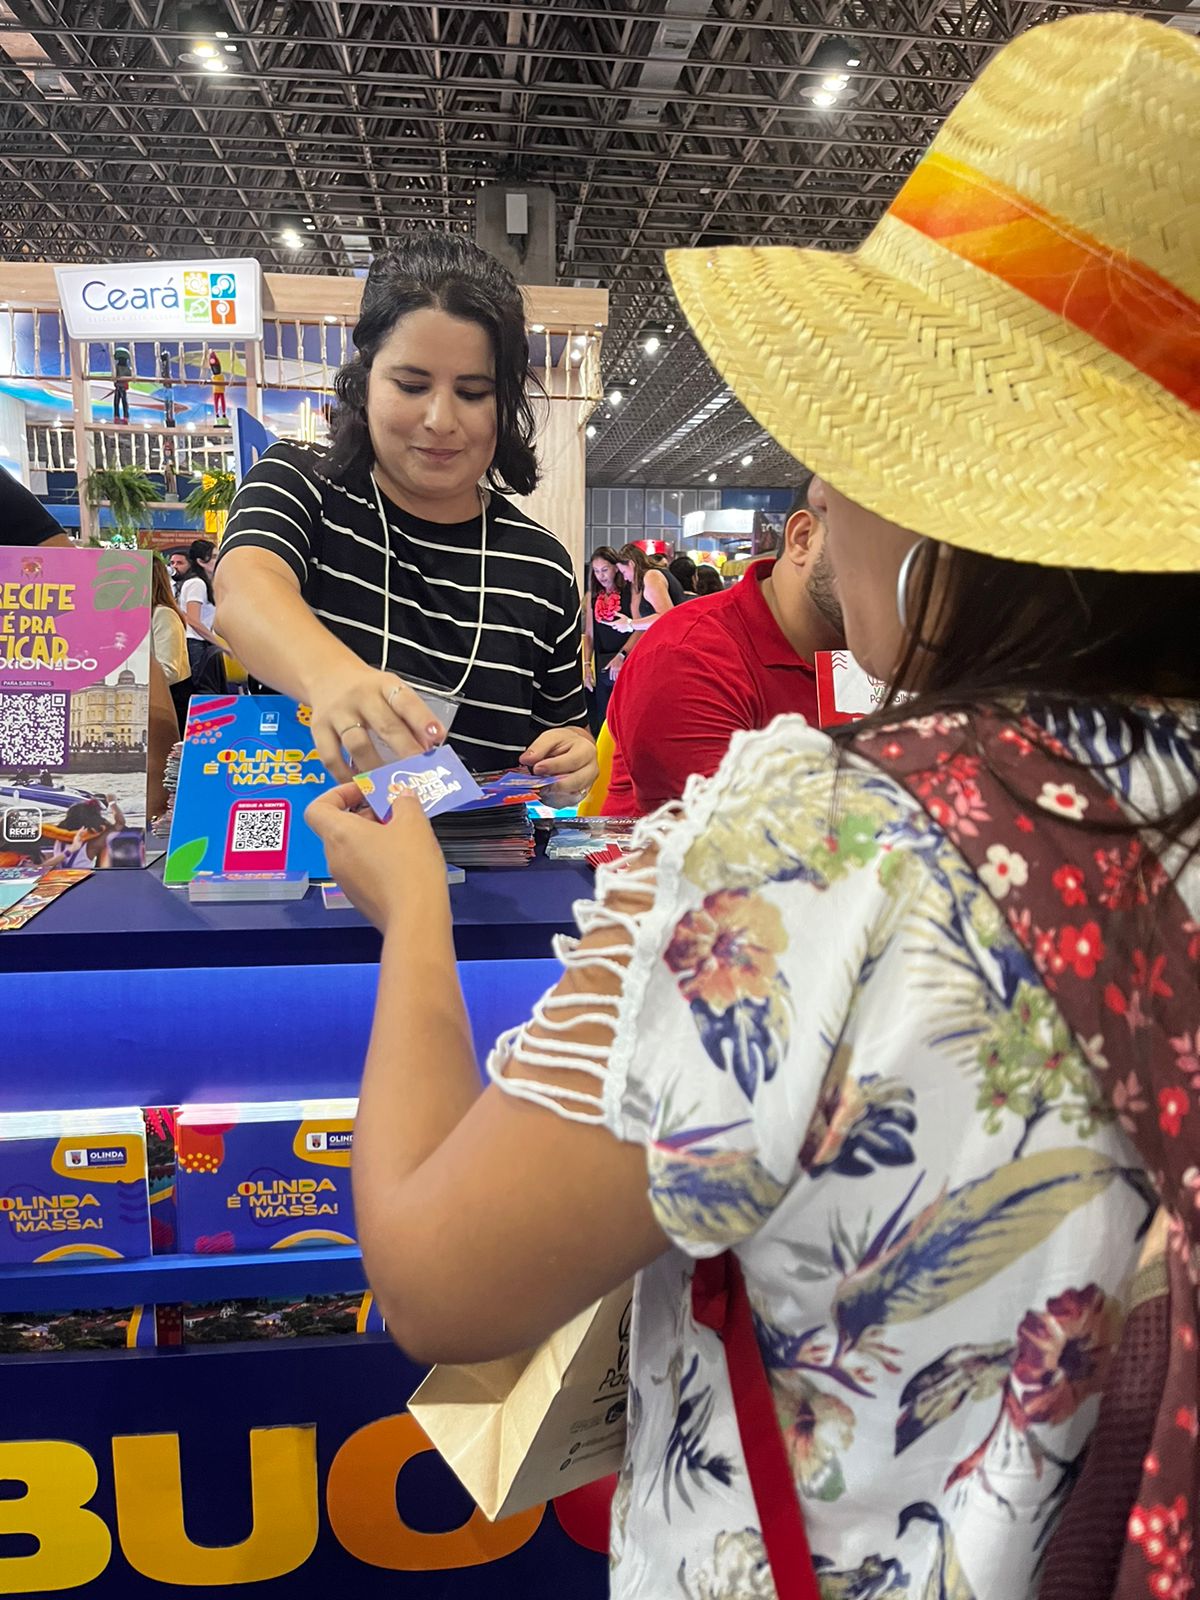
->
xmin=0 ymin=546 xmax=155 ymax=870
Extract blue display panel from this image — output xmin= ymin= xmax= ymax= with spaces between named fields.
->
xmin=3 ymin=958 xmax=560 ymax=1110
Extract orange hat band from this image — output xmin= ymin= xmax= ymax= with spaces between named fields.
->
xmin=891 ymin=152 xmax=1200 ymax=412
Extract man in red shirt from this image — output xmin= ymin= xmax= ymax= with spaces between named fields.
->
xmin=601 ymin=476 xmax=845 ymax=816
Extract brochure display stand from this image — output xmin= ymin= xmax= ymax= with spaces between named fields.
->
xmin=0 ymin=862 xmax=609 ymax=1598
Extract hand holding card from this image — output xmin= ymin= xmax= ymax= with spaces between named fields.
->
xmin=306 ymin=776 xmax=452 ymax=936
xmin=353 ymin=746 xmax=485 ymax=822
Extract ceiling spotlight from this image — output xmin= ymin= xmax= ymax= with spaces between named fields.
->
xmin=324 ymin=314 xmax=337 ymax=323
xmin=707 ymin=473 xmax=717 ymax=483
xmin=570 ymin=348 xmax=583 ymax=363
xmin=821 ymin=73 xmax=849 ymax=91
xmin=201 ymin=56 xmax=229 ymax=72
xmin=192 ymin=40 xmax=217 ymax=57
xmin=279 ymin=227 xmax=303 ymax=249
xmin=586 ymin=424 xmax=597 ymax=439
xmin=741 ymin=454 xmax=754 ymax=467
xmin=640 ymin=322 xmax=668 ymax=355
xmin=608 ymin=389 xmax=623 ymax=407
xmin=224 ymin=43 xmax=238 ymax=53
xmin=530 ymin=323 xmax=545 ymax=333
xmin=812 ymin=90 xmax=837 ymax=108
xmin=573 ymin=335 xmax=588 ymax=349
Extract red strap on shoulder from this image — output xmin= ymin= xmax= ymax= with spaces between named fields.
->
xmin=692 ymin=1253 xmax=822 ymax=1600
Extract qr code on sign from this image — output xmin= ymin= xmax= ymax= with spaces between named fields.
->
xmin=0 ymin=692 xmax=69 ymax=768
xmin=230 ymin=806 xmax=287 ymax=854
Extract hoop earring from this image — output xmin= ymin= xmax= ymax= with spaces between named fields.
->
xmin=896 ymin=538 xmax=928 ymax=633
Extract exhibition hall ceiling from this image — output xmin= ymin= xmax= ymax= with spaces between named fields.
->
xmin=0 ymin=0 xmax=1193 ymax=484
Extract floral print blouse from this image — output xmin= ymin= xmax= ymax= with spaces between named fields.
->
xmin=491 ymin=708 xmax=1199 ymax=1600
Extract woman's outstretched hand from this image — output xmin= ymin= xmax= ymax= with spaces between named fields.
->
xmin=305 ymin=782 xmax=449 ymax=935
xmin=309 ymin=665 xmax=447 ymax=783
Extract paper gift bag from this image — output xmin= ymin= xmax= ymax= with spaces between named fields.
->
xmin=408 ymin=1282 xmax=633 ymax=1521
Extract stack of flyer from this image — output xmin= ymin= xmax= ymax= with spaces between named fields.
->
xmin=174 ymin=1098 xmax=357 ymax=1255
xmin=431 ymin=803 xmax=537 ymax=868
xmin=0 ymin=1107 xmax=152 ymax=1266
xmin=354 ymin=750 xmax=553 ymax=869
xmin=543 ymin=816 xmax=640 ymax=862
xmin=188 ymin=870 xmax=310 ymax=904
xmin=152 ymin=740 xmax=184 ymax=840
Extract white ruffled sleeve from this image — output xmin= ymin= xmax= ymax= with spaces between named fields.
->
xmin=489 ymin=718 xmax=921 ymax=1257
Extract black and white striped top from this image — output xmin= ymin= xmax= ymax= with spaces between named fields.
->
xmin=219 ymin=441 xmax=587 ymax=771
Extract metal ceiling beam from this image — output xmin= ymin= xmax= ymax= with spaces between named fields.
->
xmin=0 ymin=55 xmax=964 ymax=116
xmin=0 ymin=119 xmax=935 ymax=160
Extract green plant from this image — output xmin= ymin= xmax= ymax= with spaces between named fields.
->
xmin=82 ymin=465 xmax=160 ymax=537
xmin=185 ymin=470 xmax=236 ymax=524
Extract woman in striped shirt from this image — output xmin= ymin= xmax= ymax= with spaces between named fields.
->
xmin=214 ymin=234 xmax=595 ymax=795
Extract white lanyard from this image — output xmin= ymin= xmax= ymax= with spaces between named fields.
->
xmin=373 ymin=474 xmax=488 ymax=700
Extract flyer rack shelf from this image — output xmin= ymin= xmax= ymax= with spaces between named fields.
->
xmin=0 ymin=1244 xmax=366 ymax=1315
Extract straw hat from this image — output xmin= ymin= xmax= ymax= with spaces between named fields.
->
xmin=667 ymin=15 xmax=1199 ymax=573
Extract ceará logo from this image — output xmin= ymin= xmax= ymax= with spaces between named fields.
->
xmin=81 ymin=276 xmax=181 ymax=314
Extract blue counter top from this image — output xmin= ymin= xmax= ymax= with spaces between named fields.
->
xmin=0 ymin=855 xmax=594 ymax=974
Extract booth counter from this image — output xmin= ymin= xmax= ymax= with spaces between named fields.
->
xmin=0 ymin=861 xmax=609 ymax=1599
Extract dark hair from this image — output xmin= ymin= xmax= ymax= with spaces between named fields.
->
xmin=669 ymin=555 xmax=697 ymax=593
xmin=695 ymin=565 xmax=724 ymax=596
xmin=778 ymin=472 xmax=815 ymax=556
xmin=589 ymin=546 xmax=622 ymax=591
xmin=180 ymin=539 xmax=216 ymax=604
xmin=328 ymin=232 xmax=540 ymax=496
xmin=617 ymin=543 xmax=652 ymax=584
xmin=63 ymin=799 xmax=107 ymax=833
xmin=840 ymin=547 xmax=1200 ymax=845
xmin=151 ymin=557 xmax=185 ymax=619
xmin=788 ymin=473 xmax=815 ymax=522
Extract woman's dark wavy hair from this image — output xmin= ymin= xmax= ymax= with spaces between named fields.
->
xmin=836 ymin=544 xmax=1200 ymax=850
xmin=616 ymin=543 xmax=653 ymax=584
xmin=180 ymin=539 xmax=217 ymax=604
xmin=328 ymin=233 xmax=540 ymax=496
xmin=589 ymin=546 xmax=622 ymax=591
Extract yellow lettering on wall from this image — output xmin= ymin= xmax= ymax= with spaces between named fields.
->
xmin=0 ymin=1439 xmax=112 ymax=1594
xmin=326 ymin=1414 xmax=543 ymax=1571
xmin=112 ymin=1427 xmax=317 ymax=1586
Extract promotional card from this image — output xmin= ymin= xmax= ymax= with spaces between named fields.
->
xmin=164 ymin=694 xmax=336 ymax=884
xmin=354 ymin=745 xmax=484 ymax=822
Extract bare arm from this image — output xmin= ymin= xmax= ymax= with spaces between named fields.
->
xmin=214 ymin=545 xmax=447 ymax=781
xmin=307 ymin=786 xmax=666 ymax=1363
xmin=582 ymin=591 xmax=596 ymax=690
xmin=624 ymin=570 xmax=674 ymax=632
xmin=214 ymin=546 xmax=353 ymax=701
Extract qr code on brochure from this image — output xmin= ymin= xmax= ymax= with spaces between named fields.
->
xmin=230 ymin=805 xmax=287 ymax=855
xmin=0 ymin=691 xmax=69 ymax=768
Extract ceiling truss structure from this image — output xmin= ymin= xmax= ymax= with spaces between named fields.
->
xmin=0 ymin=0 xmax=1188 ymax=486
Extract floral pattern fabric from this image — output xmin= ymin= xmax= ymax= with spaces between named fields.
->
xmin=493 ymin=706 xmax=1199 ymax=1600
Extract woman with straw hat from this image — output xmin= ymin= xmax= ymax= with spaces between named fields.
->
xmin=308 ymin=15 xmax=1199 ymax=1599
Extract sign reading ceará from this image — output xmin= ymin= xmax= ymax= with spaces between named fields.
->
xmin=54 ymin=258 xmax=263 ymax=342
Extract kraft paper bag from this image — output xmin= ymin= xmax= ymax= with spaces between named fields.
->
xmin=408 ymin=1281 xmax=633 ymax=1522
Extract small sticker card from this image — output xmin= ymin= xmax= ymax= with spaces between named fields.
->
xmin=459 ymin=768 xmax=557 ymax=812
xmin=354 ymin=745 xmax=485 ymax=822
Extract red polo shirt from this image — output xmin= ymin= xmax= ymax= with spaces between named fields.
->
xmin=602 ymin=560 xmax=819 ymax=817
